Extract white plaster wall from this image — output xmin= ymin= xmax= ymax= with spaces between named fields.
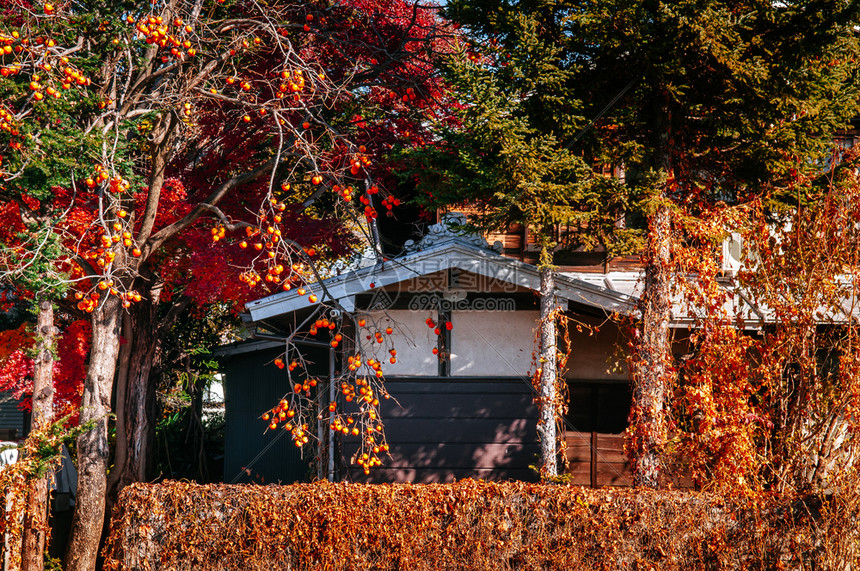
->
xmin=450 ymin=310 xmax=538 ymax=377
xmin=364 ymin=309 xmax=438 ymax=376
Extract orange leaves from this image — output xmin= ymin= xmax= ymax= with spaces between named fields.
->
xmin=662 ymin=188 xmax=860 ymax=492
xmin=676 ymin=320 xmax=763 ymax=490
xmin=104 ymin=481 xmax=842 ymax=571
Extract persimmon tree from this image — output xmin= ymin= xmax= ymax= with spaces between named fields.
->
xmin=0 ymin=0 xmax=448 ymax=568
xmin=440 ymin=0 xmax=860 ymax=487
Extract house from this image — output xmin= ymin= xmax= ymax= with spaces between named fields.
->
xmin=220 ymin=214 xmax=675 ymax=485
xmin=0 ymin=392 xmax=27 ymax=441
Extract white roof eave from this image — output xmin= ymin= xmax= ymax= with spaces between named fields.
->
xmin=245 ymin=239 xmax=638 ymax=322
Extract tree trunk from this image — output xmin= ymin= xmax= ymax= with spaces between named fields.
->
xmin=628 ymin=88 xmax=675 ymax=489
xmin=537 ymin=264 xmax=558 ymax=478
xmin=106 ymin=290 xmax=190 ymax=500
xmin=64 ymin=295 xmax=123 ymax=571
xmin=182 ymin=377 xmax=208 ymax=482
xmin=630 ymin=202 xmax=673 ymax=488
xmin=106 ymin=297 xmax=159 ymax=506
xmin=21 ymin=300 xmax=55 ymax=571
xmin=104 ymin=313 xmax=133 ymax=512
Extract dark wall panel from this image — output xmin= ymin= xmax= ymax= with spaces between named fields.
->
xmin=567 ymin=382 xmax=631 ymax=434
xmin=344 ymin=442 xmax=540 ymax=471
xmin=0 ymin=392 xmax=25 ymax=437
xmin=362 ymin=418 xmax=536 ymax=443
xmin=354 ymin=467 xmax=539 ymax=484
xmin=222 ymin=347 xmax=326 ymax=484
xmin=346 ymin=377 xmax=539 ymax=483
xmin=382 ymin=392 xmax=536 ymax=419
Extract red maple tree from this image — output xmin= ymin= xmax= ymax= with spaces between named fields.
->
xmin=0 ymin=0 xmax=452 ymax=568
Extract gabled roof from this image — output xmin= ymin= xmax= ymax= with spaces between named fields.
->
xmin=245 ymin=229 xmax=859 ymax=330
xmin=245 ymin=235 xmax=638 ymax=322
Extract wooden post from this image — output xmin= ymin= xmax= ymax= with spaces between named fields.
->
xmin=537 ymin=266 xmax=558 ymax=478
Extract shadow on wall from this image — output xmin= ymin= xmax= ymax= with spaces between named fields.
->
xmin=345 ymin=377 xmax=540 ymax=483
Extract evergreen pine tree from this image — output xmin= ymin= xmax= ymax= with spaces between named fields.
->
xmin=407 ymin=15 xmax=632 ymax=477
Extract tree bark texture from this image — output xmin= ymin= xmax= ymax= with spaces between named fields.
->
xmin=628 ymin=88 xmax=676 ymax=489
xmin=106 ymin=298 xmax=159 ymax=506
xmin=21 ymin=300 xmax=54 ymax=571
xmin=537 ymin=265 xmax=558 ymax=478
xmin=104 ymin=313 xmax=133 ymax=514
xmin=64 ymin=295 xmax=123 ymax=571
xmin=631 ymin=203 xmax=673 ymax=488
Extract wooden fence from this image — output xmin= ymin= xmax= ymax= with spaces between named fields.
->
xmin=565 ymin=431 xmax=632 ymax=487
xmin=565 ymin=431 xmax=695 ymax=488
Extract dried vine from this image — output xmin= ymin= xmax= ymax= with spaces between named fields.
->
xmin=104 ymin=479 xmax=860 ymax=570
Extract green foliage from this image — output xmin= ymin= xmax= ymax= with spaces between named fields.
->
xmin=158 ymin=303 xmax=232 ymax=400
xmin=0 ymin=414 xmax=98 ymax=480
xmin=439 ymin=0 xmax=860 ymax=210
xmin=151 ymin=303 xmax=233 ymax=482
xmin=403 ymin=13 xmax=636 ymax=263
xmin=0 ymin=226 xmax=71 ymax=298
xmin=44 ymin=555 xmax=63 ymax=571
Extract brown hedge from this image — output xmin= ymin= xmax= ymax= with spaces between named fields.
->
xmin=103 ymin=480 xmax=859 ymax=570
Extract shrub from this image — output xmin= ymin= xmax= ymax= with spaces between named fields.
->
xmin=103 ymin=479 xmax=860 ymax=570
